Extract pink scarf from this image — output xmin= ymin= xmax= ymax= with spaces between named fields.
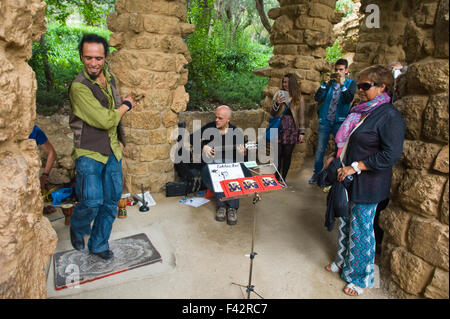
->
xmin=335 ymin=93 xmax=391 ymax=157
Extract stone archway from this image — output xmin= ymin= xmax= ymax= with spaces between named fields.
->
xmin=0 ymin=0 xmax=448 ymax=299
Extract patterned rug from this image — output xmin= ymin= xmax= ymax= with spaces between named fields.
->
xmin=53 ymin=233 xmax=162 ymax=290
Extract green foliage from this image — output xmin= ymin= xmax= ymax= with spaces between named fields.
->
xmin=335 ymin=0 xmax=354 ymax=18
xmin=325 ymin=40 xmax=343 ymax=63
xmin=185 ymin=0 xmax=273 ymax=111
xmin=29 ymin=23 xmax=111 ymax=114
xmin=45 ymin=0 xmax=115 ymax=26
xmin=207 ymin=73 xmax=268 ymax=110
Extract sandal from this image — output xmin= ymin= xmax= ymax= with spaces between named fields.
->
xmin=344 ymin=283 xmax=364 ymax=296
xmin=325 ymin=262 xmax=341 ymax=273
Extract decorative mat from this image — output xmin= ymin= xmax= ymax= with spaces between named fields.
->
xmin=53 ymin=233 xmax=162 ymax=290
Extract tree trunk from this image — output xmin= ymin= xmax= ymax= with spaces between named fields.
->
xmin=39 ymin=34 xmax=54 ymax=91
xmin=199 ymin=0 xmax=213 ymax=35
xmin=255 ymin=0 xmax=271 ymax=33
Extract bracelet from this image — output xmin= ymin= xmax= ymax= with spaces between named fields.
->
xmin=42 ymin=172 xmax=49 ymax=177
xmin=122 ymin=100 xmax=132 ymax=111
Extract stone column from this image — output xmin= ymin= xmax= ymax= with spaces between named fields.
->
xmin=0 ymin=0 xmax=58 ymax=298
xmin=349 ymin=0 xmax=410 ymax=75
xmin=107 ymin=0 xmax=194 ymax=193
xmin=255 ymin=0 xmax=341 ymax=170
xmin=352 ymin=0 xmax=449 ymax=299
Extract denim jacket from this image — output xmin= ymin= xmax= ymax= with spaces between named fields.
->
xmin=314 ymin=78 xmax=356 ymax=123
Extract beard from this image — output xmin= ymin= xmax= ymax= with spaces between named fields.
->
xmin=88 ymin=72 xmax=100 ymax=80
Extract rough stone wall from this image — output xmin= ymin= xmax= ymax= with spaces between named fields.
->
xmin=254 ymin=0 xmax=342 ymax=171
xmin=0 ymin=0 xmax=58 ymax=298
xmin=35 ymin=113 xmax=75 ymax=186
xmin=349 ymin=0 xmax=410 ymax=75
xmin=351 ymin=0 xmax=449 ymax=299
xmin=107 ymin=0 xmax=195 ymax=193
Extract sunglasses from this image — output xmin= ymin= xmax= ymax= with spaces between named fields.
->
xmin=357 ymin=82 xmax=378 ymax=91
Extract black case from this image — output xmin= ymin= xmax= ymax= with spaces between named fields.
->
xmin=165 ymin=181 xmax=189 ymax=197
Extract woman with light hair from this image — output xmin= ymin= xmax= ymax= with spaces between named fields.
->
xmin=271 ymin=73 xmax=305 ymax=184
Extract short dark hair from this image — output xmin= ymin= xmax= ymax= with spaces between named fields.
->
xmin=78 ymin=33 xmax=109 ymax=59
xmin=358 ymin=65 xmax=394 ymax=96
xmin=335 ymin=58 xmax=348 ymax=69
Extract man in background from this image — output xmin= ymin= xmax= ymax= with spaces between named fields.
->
xmin=309 ymin=59 xmax=356 ymax=184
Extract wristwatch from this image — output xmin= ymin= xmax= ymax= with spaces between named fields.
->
xmin=351 ymin=161 xmax=361 ymax=175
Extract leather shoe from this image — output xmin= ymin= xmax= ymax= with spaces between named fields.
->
xmin=91 ymin=250 xmax=114 ymax=260
xmin=70 ymin=228 xmax=84 ymax=251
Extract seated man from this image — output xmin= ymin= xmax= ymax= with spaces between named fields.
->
xmin=190 ymin=105 xmax=249 ymax=226
xmin=29 ymin=125 xmax=57 ymax=191
xmin=29 ymin=125 xmax=57 ymax=215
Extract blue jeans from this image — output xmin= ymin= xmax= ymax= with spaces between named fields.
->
xmin=313 ymin=119 xmax=342 ymax=174
xmin=70 ymin=155 xmax=122 ymax=253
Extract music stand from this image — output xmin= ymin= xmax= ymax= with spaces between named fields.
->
xmin=221 ymin=163 xmax=285 ymax=299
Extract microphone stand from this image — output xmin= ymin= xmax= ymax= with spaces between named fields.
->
xmin=231 ymin=192 xmax=264 ymax=299
xmin=132 ymin=184 xmax=149 ymax=212
xmin=231 ymin=163 xmax=285 ymax=299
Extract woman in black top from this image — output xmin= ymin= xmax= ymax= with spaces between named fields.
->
xmin=325 ymin=65 xmax=405 ymax=296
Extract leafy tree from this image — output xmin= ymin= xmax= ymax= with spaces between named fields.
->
xmin=45 ymin=0 xmax=115 ymax=26
xmin=325 ymin=39 xmax=343 ymax=63
xmin=335 ymin=0 xmax=354 ymax=18
xmin=184 ymin=0 xmax=277 ymax=110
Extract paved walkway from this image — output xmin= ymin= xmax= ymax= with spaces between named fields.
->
xmin=46 ymin=157 xmax=396 ymax=299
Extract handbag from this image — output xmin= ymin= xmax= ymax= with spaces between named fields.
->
xmin=265 ymin=103 xmax=290 ymax=142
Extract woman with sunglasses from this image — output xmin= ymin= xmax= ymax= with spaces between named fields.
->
xmin=271 ymin=73 xmax=306 ymax=184
xmin=325 ymin=65 xmax=405 ymax=296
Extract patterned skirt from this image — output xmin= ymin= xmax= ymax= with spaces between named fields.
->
xmin=280 ymin=115 xmax=299 ymax=145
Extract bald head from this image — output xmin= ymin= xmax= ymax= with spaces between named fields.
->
xmin=215 ymin=105 xmax=232 ymax=130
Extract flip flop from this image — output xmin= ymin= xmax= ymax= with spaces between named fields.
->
xmin=325 ymin=262 xmax=341 ymax=273
xmin=344 ymin=283 xmax=364 ymax=296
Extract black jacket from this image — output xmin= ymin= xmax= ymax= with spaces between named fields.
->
xmin=189 ymin=122 xmax=246 ymax=165
xmin=343 ymin=103 xmax=405 ymax=204
xmin=317 ymin=158 xmax=352 ymax=231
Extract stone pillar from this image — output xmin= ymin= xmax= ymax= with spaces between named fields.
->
xmin=0 ymin=0 xmax=58 ymax=298
xmin=349 ymin=0 xmax=410 ymax=75
xmin=255 ymin=0 xmax=341 ymax=170
xmin=352 ymin=0 xmax=449 ymax=299
xmin=107 ymin=0 xmax=194 ymax=193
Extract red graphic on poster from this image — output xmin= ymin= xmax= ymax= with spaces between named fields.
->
xmin=256 ymin=174 xmax=282 ymax=191
xmin=220 ymin=179 xmax=244 ymax=198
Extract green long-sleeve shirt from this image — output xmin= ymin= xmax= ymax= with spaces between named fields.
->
xmin=69 ymin=69 xmax=122 ymax=164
